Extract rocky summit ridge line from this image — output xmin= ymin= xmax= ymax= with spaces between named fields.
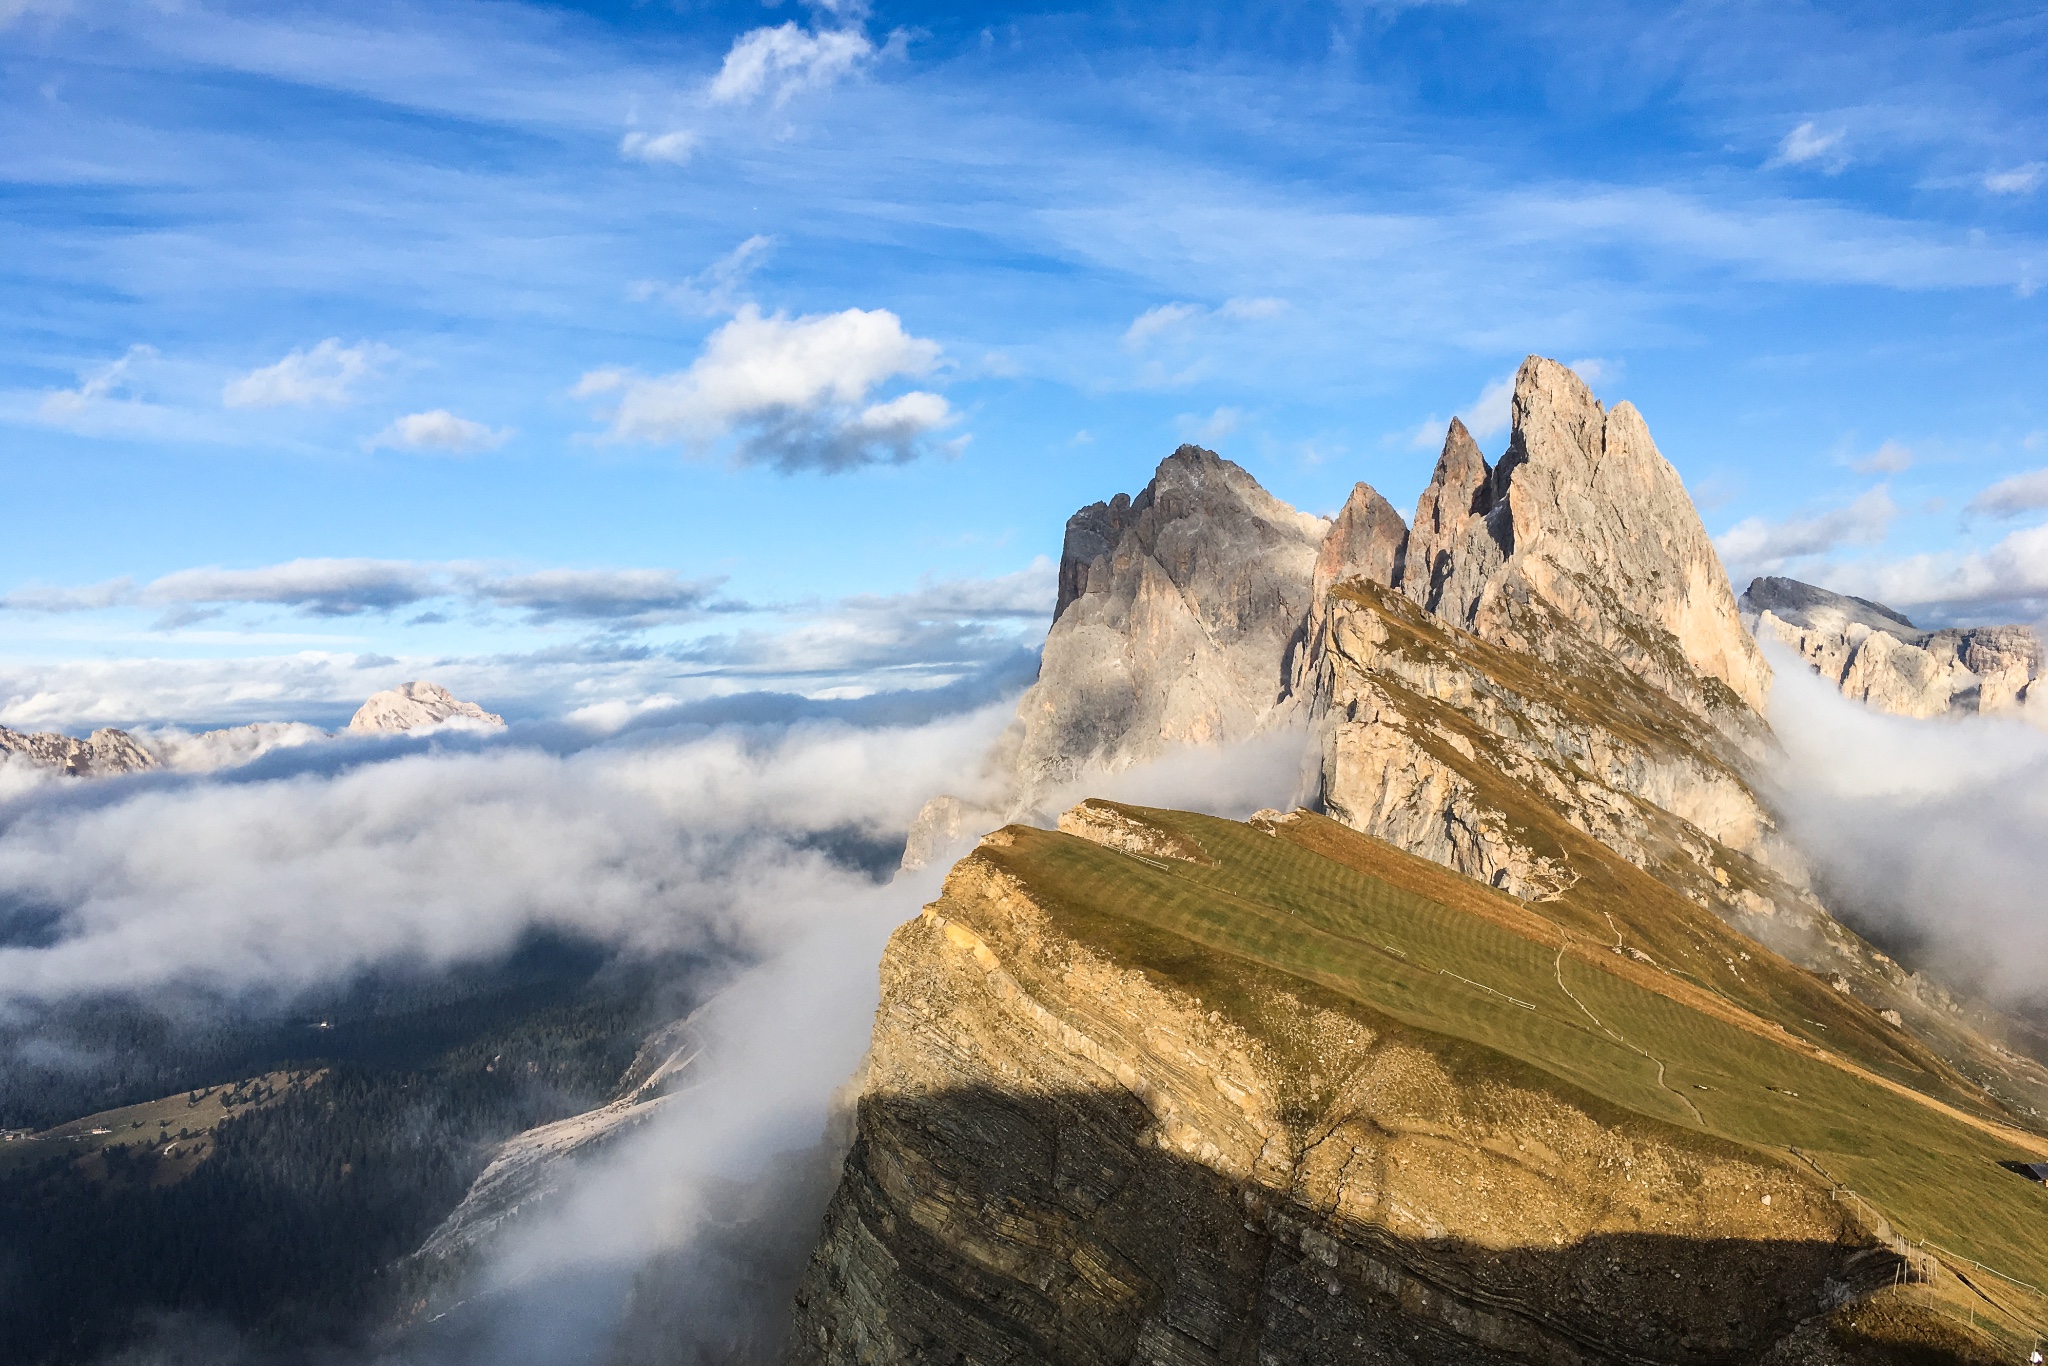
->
xmin=1742 ymin=576 xmax=2045 ymax=725
xmin=0 ymin=679 xmax=504 ymax=780
xmin=794 ymin=357 xmax=2048 ymax=1365
xmin=963 ymin=356 xmax=2047 ymax=1103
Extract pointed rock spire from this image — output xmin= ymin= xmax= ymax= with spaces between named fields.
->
xmin=1314 ymin=481 xmax=1409 ymax=600
xmin=1451 ymin=356 xmax=1771 ymax=717
xmin=1404 ymin=417 xmax=1507 ymax=623
xmin=1015 ymin=444 xmax=1329 ymax=790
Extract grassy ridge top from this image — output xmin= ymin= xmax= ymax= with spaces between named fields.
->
xmin=963 ymin=803 xmax=2048 ymax=1307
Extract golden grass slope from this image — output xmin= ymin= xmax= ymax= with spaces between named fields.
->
xmin=979 ymin=803 xmax=2048 ymax=1337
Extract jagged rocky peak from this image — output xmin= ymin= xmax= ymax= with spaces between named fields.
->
xmin=1742 ymin=574 xmax=2045 ymax=724
xmin=347 ymin=680 xmax=505 ymax=734
xmin=1741 ymin=575 xmax=1923 ymax=640
xmin=1404 ymin=415 xmax=1503 ymax=620
xmin=0 ymin=724 xmax=158 ymax=777
xmin=1313 ymin=480 xmax=1408 ymax=598
xmin=1430 ymin=357 xmax=1771 ymax=719
xmin=1012 ymin=444 xmax=1329 ymax=790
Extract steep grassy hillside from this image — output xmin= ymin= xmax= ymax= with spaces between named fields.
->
xmin=790 ymin=802 xmax=2048 ymax=1362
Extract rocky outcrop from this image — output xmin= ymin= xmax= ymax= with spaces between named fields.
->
xmin=1404 ymin=416 xmax=1504 ymax=624
xmin=1011 ymin=446 xmax=1327 ymax=791
xmin=348 ymin=680 xmax=505 ymax=734
xmin=785 ymin=817 xmax=1940 ymax=1366
xmin=1743 ymin=577 xmax=2044 ymax=725
xmin=1309 ymin=577 xmax=1821 ymax=928
xmin=409 ymin=1017 xmax=704 ymax=1270
xmin=0 ymin=724 xmax=158 ymax=777
xmin=1313 ymin=481 xmax=1408 ymax=599
xmin=1426 ymin=359 xmax=1770 ymax=722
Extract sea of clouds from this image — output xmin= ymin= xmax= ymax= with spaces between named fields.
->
xmin=0 ymin=679 xmax=1312 ymax=1365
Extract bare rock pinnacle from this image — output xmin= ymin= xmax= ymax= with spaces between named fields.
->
xmin=1012 ymin=444 xmax=1328 ymax=792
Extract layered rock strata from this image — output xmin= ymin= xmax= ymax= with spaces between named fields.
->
xmin=1742 ymin=577 xmax=2044 ymax=725
xmin=786 ymin=813 xmax=1964 ymax=1366
xmin=1011 ymin=445 xmax=1328 ymax=790
xmin=987 ymin=359 xmax=2048 ymax=1112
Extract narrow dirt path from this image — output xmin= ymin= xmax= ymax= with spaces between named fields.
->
xmin=1552 ymin=937 xmax=1704 ymax=1125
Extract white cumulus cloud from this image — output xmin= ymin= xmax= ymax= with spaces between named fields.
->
xmin=223 ymin=338 xmax=390 ymax=408
xmin=1714 ymin=487 xmax=1898 ymax=577
xmin=367 ymin=408 xmax=512 ymax=454
xmin=1820 ymin=520 xmax=2048 ymax=619
xmin=576 ymin=304 xmax=955 ymax=472
xmin=709 ymin=21 xmax=873 ymax=107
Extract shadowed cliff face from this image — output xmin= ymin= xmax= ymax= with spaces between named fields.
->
xmin=786 ymin=806 xmax=2048 ymax=1366
xmin=791 ymin=1081 xmax=1890 ymax=1366
xmin=1013 ymin=445 xmax=1329 ymax=792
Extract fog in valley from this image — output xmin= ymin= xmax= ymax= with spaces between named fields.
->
xmin=0 ymin=686 xmax=1312 ymax=1365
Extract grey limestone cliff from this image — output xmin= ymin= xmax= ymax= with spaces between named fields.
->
xmin=1415 ymin=359 xmax=1770 ymax=723
xmin=1743 ymin=576 xmax=2044 ymax=724
xmin=1011 ymin=445 xmax=1328 ymax=792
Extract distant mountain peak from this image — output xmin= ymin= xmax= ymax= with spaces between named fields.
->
xmin=347 ymin=681 xmax=505 ymax=734
xmin=1742 ymin=575 xmax=2044 ymax=724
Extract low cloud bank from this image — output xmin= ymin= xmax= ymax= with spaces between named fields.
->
xmin=0 ymin=708 xmax=1011 ymax=1009
xmin=1763 ymin=641 xmax=2048 ymax=1001
xmin=0 ymin=676 xmax=1322 ymax=1364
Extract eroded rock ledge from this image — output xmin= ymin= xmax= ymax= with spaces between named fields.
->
xmin=785 ymin=836 xmax=1902 ymax=1366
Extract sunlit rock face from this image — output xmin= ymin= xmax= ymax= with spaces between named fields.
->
xmin=990 ymin=355 xmax=2048 ymax=1117
xmin=347 ymin=680 xmax=506 ymax=733
xmin=1743 ymin=576 xmax=2046 ymax=726
xmin=798 ymin=360 xmax=2048 ymax=1366
xmin=1416 ymin=357 xmax=1771 ymax=724
xmin=0 ymin=724 xmax=158 ymax=776
xmin=1010 ymin=445 xmax=1328 ymax=793
xmin=783 ymin=820 xmax=1890 ymax=1366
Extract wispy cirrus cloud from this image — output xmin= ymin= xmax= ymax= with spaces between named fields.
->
xmin=1765 ymin=120 xmax=1851 ymax=174
xmin=222 ymin=338 xmax=393 ymax=408
xmin=1984 ymin=163 xmax=2046 ymax=195
xmin=1 ymin=559 xmax=733 ymax=625
xmin=631 ymin=236 xmax=777 ymax=317
xmin=619 ymin=129 xmax=696 ymax=165
xmin=1122 ymin=296 xmax=1287 ymax=352
xmin=576 ymin=304 xmax=957 ymax=472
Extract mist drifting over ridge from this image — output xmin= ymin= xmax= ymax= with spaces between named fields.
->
xmin=0 ymin=665 xmax=1326 ymax=1365
xmin=1762 ymin=639 xmax=2048 ymax=1005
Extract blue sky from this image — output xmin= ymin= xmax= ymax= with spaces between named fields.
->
xmin=2 ymin=0 xmax=2045 ymax=729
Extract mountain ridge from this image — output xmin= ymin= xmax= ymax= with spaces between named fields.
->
xmin=799 ymin=356 xmax=2048 ymax=1363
